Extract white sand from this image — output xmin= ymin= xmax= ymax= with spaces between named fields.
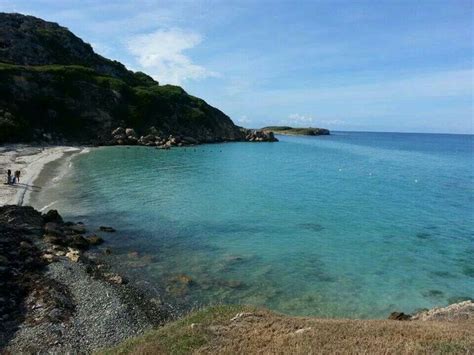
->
xmin=0 ymin=145 xmax=82 ymax=206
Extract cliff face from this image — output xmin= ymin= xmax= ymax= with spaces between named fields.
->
xmin=0 ymin=13 xmax=245 ymax=144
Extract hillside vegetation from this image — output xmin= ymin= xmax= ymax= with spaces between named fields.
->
xmin=0 ymin=13 xmax=243 ymax=144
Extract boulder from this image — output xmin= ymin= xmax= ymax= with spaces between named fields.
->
xmin=125 ymin=128 xmax=137 ymax=138
xmin=42 ymin=209 xmax=63 ymax=224
xmin=43 ymin=222 xmax=63 ymax=236
xmin=68 ymin=235 xmax=90 ymax=250
xmin=41 ymin=253 xmax=56 ymax=263
xmin=104 ymin=273 xmax=125 ymax=284
xmin=139 ymin=134 xmax=156 ymax=145
xmin=388 ymin=312 xmax=411 ymax=321
xmin=43 ymin=234 xmax=65 ymax=246
xmin=112 ymin=127 xmax=125 ymax=136
xmin=65 ymin=248 xmax=80 ymax=262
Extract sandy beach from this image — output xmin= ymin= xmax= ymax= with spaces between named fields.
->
xmin=0 ymin=145 xmax=82 ymax=206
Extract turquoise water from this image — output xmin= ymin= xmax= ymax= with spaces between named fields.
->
xmin=32 ymin=132 xmax=474 ymax=318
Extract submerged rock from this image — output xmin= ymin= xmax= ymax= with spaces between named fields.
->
xmin=174 ymin=274 xmax=193 ymax=286
xmin=166 ymin=274 xmax=194 ymax=296
xmin=99 ymin=226 xmax=116 ymax=233
xmin=86 ymin=235 xmax=104 ymax=246
xmin=69 ymin=224 xmax=86 ymax=234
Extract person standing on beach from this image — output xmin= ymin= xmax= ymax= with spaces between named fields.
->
xmin=15 ymin=170 xmax=20 ymax=183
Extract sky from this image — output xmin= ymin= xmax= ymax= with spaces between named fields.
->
xmin=1 ymin=0 xmax=473 ymax=133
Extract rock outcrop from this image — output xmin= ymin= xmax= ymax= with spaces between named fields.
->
xmin=411 ymin=300 xmax=473 ymax=322
xmin=107 ymin=126 xmax=278 ymax=148
xmin=242 ymin=129 xmax=278 ymax=142
xmin=0 ymin=13 xmax=251 ymax=145
xmin=388 ymin=300 xmax=474 ymax=322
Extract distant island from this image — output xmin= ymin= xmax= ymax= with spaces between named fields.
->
xmin=262 ymin=126 xmax=330 ymax=136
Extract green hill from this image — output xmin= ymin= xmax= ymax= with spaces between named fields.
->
xmin=0 ymin=13 xmax=244 ymax=144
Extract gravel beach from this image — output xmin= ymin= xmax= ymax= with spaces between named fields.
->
xmin=6 ymin=256 xmax=163 ymax=353
xmin=0 ymin=205 xmax=168 ymax=353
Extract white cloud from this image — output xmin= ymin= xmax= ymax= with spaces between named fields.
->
xmin=235 ymin=115 xmax=251 ymax=126
xmin=282 ymin=114 xmax=346 ymax=128
xmin=126 ymin=28 xmax=218 ymax=85
xmin=287 ymin=113 xmax=315 ymax=125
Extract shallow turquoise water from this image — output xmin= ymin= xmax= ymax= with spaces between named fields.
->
xmin=32 ymin=132 xmax=474 ymax=318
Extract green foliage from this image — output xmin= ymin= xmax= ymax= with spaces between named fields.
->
xmin=0 ymin=13 xmax=240 ymax=144
xmin=131 ymin=71 xmax=157 ymax=86
xmin=262 ymin=126 xmax=293 ymax=131
xmin=0 ymin=61 xmax=237 ymax=143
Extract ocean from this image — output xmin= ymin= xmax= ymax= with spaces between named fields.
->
xmin=30 ymin=132 xmax=474 ymax=318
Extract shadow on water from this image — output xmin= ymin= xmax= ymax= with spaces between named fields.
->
xmin=299 ymin=222 xmax=325 ymax=232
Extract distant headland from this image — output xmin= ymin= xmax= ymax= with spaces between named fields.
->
xmin=262 ymin=126 xmax=330 ymax=136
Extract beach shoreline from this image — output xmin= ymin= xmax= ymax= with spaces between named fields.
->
xmin=1 ymin=145 xmax=473 ymax=353
xmin=0 ymin=145 xmax=85 ymax=207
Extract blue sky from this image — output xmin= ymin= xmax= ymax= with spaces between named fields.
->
xmin=1 ymin=0 xmax=472 ymax=133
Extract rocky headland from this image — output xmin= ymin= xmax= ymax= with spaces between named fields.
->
xmin=0 ymin=13 xmax=277 ymax=146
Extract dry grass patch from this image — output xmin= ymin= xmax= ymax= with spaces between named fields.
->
xmin=101 ymin=305 xmax=474 ymax=354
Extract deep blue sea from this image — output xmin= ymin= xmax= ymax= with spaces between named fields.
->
xmin=31 ymin=132 xmax=474 ymax=318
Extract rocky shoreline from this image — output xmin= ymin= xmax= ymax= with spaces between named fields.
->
xmin=0 ymin=204 xmax=473 ymax=353
xmin=0 ymin=205 xmax=172 ymax=353
xmin=107 ymin=126 xmax=278 ymax=149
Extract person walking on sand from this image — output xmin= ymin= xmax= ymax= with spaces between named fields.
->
xmin=15 ymin=170 xmax=20 ymax=183
xmin=6 ymin=169 xmax=12 ymax=184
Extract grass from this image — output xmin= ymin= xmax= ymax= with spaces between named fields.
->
xmin=100 ymin=305 xmax=474 ymax=354
xmin=100 ymin=305 xmax=255 ymax=355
